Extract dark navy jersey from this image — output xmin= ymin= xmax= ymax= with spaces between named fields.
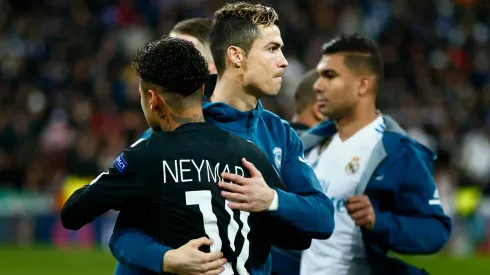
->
xmin=61 ymin=122 xmax=287 ymax=274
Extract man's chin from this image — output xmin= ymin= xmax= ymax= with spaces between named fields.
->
xmin=266 ymin=87 xmax=281 ymax=96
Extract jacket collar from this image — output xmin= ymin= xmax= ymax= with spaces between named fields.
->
xmin=202 ymin=99 xmax=263 ymax=133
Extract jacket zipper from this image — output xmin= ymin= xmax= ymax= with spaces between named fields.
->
xmin=246 ymin=112 xmax=253 ymax=140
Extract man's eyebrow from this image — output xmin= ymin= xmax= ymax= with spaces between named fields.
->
xmin=266 ymin=41 xmax=283 ymax=48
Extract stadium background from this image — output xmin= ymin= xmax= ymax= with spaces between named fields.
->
xmin=0 ymin=0 xmax=489 ymax=274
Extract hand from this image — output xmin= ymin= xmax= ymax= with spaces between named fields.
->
xmin=218 ymin=158 xmax=275 ymax=212
xmin=163 ymin=237 xmax=227 ymax=275
xmin=346 ymin=195 xmax=376 ymax=230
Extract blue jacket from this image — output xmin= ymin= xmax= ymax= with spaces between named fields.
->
xmin=297 ymin=115 xmax=452 ymax=275
xmin=109 ymin=98 xmax=335 ymax=274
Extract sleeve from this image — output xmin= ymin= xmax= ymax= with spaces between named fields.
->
xmin=369 ymin=146 xmax=452 ymax=254
xmin=269 ymin=125 xmax=335 ymax=239
xmin=109 ymin=229 xmax=172 ymax=274
xmin=255 ymin=162 xmax=312 ymax=249
xmin=60 ymin=149 xmax=148 ymax=231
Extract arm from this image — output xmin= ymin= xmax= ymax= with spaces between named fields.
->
xmin=110 ymin=229 xmax=171 ymax=274
xmin=110 ymin=229 xmax=225 ymax=274
xmin=270 ymin=126 xmax=335 ymax=239
xmin=369 ymin=146 xmax=452 ymax=254
xmin=61 ymin=152 xmax=147 ymax=230
xmin=259 ymin=168 xmax=312 ymax=250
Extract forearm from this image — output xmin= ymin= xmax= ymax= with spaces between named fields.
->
xmin=109 ymin=229 xmax=172 ymax=274
xmin=270 ymin=188 xmax=335 ymax=239
xmin=371 ymin=211 xmax=452 ymax=254
xmin=61 ymin=186 xmax=104 ymax=230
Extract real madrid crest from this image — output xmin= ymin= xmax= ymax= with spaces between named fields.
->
xmin=345 ymin=156 xmax=360 ymax=174
xmin=273 ymin=147 xmax=282 ymax=170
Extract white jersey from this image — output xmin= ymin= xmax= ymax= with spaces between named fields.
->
xmin=301 ymin=116 xmax=385 ymax=275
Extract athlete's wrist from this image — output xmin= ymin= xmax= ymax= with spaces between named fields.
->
xmin=162 ymin=249 xmax=176 ymax=273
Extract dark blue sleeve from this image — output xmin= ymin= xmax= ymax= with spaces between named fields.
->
xmin=109 ymin=228 xmax=172 ymax=274
xmin=370 ymin=145 xmax=452 ymax=254
xmin=270 ymin=124 xmax=335 ymax=239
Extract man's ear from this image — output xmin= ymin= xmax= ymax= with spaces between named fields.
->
xmin=226 ymin=46 xmax=246 ymax=68
xmin=148 ymin=89 xmax=166 ymax=113
xmin=357 ymin=76 xmax=372 ymax=96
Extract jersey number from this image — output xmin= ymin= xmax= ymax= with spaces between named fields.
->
xmin=186 ymin=190 xmax=250 ymax=275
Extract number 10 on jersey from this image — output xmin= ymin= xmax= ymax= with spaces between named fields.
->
xmin=186 ymin=190 xmax=250 ymax=275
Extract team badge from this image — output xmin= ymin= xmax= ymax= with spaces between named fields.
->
xmin=345 ymin=156 xmax=360 ymax=174
xmin=273 ymin=147 xmax=282 ymax=170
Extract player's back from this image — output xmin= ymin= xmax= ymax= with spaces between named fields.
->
xmin=135 ymin=122 xmax=285 ymax=275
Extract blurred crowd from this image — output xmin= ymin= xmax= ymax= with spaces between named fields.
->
xmin=0 ymin=0 xmax=490 ymax=230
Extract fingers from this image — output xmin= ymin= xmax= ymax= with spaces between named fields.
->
xmin=202 ymin=251 xmax=225 ymax=263
xmin=221 ymin=191 xmax=248 ymax=203
xmin=201 ymin=257 xmax=227 ymax=272
xmin=346 ymin=201 xmax=366 ymax=213
xmin=346 ymin=195 xmax=367 ymax=204
xmin=218 ymin=181 xmax=246 ymax=193
xmin=346 ymin=195 xmax=370 ymax=213
xmin=354 ymin=216 xmax=371 ymax=227
xmin=242 ymin=158 xmax=262 ymax=178
xmin=220 ymin=173 xmax=246 ymax=185
xmin=227 ymin=201 xmax=249 ymax=211
xmin=349 ymin=208 xmax=370 ymax=220
xmin=188 ymin=237 xmax=213 ymax=248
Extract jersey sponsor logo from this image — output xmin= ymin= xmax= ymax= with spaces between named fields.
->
xmin=114 ymin=154 xmax=128 ymax=172
xmin=273 ymin=147 xmax=282 ymax=170
xmin=345 ymin=156 xmax=360 ymax=175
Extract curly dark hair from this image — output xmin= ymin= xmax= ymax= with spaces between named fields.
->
xmin=132 ymin=36 xmax=209 ymax=97
xmin=210 ymin=2 xmax=279 ymax=74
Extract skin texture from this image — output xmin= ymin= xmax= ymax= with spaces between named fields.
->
xmin=139 ymin=83 xmax=205 ymax=132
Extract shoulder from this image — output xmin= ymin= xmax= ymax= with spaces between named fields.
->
xmin=383 ymin=131 xmax=437 ymax=165
xmin=261 ymin=111 xmax=303 ymax=159
xmin=260 ymin=110 xmax=290 ymax=129
xmin=119 ymin=137 xmax=153 ymax=165
xmin=261 ymin=110 xmax=298 ymax=140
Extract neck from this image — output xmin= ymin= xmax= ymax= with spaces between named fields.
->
xmin=291 ymin=112 xmax=320 ymax=129
xmin=159 ymin=106 xmax=205 ymax=131
xmin=335 ymin=103 xmax=378 ymax=141
xmin=210 ymin=73 xmax=258 ymax=112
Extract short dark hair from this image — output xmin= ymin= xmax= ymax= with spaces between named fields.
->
xmin=210 ymin=2 xmax=279 ymax=74
xmin=170 ymin=18 xmax=212 ymax=45
xmin=132 ymin=36 xmax=209 ymax=97
xmin=322 ymin=33 xmax=384 ymax=90
xmin=295 ymin=70 xmax=318 ymax=114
